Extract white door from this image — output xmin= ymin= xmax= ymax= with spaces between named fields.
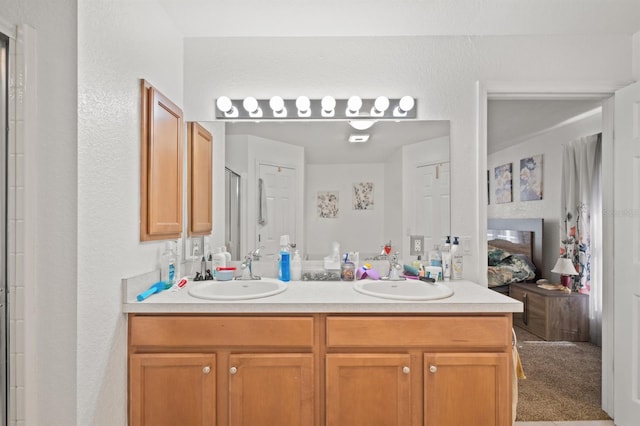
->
xmin=614 ymin=80 xmax=640 ymax=425
xmin=257 ymin=164 xmax=297 ymax=260
xmin=416 ymin=162 xmax=451 ymax=251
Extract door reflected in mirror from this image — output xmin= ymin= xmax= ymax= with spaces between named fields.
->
xmin=215 ymin=120 xmax=450 ymax=261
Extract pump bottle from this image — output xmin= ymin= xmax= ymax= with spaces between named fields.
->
xmin=279 ymin=235 xmax=291 ymax=282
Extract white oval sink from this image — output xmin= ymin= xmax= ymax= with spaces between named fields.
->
xmin=353 ymin=280 xmax=454 ymax=301
xmin=188 ymin=277 xmax=287 ymax=301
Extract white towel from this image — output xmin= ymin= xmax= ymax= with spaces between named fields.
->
xmin=258 ymin=178 xmax=267 ymax=225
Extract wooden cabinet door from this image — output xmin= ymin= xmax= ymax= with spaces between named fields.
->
xmin=187 ymin=122 xmax=213 ymax=235
xmin=140 ymin=80 xmax=183 ymax=241
xmin=129 ymin=353 xmax=216 ymax=426
xmin=326 ymin=354 xmax=412 ymax=426
xmin=424 ymin=353 xmax=509 ymax=426
xmin=228 ymin=353 xmax=314 ymax=426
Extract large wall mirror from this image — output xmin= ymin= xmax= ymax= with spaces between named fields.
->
xmin=213 ymin=120 xmax=450 ymax=261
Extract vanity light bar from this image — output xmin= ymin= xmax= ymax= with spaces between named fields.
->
xmin=215 ymin=96 xmax=417 ymax=120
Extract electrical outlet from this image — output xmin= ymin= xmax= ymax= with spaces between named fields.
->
xmin=410 ymin=235 xmax=424 ymax=256
xmin=186 ymin=237 xmax=202 ymax=260
xmin=460 ymin=236 xmax=472 ymax=256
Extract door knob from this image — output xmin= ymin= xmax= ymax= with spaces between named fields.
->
xmin=429 ymin=365 xmax=437 ymax=373
xmin=202 ymin=365 xmax=211 ymax=374
xmin=230 ymin=366 xmax=238 ymax=375
xmin=402 ymin=366 xmax=410 ymax=374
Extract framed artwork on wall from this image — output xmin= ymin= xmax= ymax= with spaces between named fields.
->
xmin=494 ymin=163 xmax=513 ymax=204
xmin=353 ymin=182 xmax=374 ymax=210
xmin=317 ymin=191 xmax=339 ymax=218
xmin=520 ymin=155 xmax=543 ymax=201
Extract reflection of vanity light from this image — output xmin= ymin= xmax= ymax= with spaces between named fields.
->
xmin=348 ymin=134 xmax=370 ymax=143
xmin=296 ymin=96 xmax=311 ymax=117
xmin=321 ymin=96 xmax=336 ymax=117
xmin=346 ymin=96 xmax=362 ymax=117
xmin=216 ymin=96 xmax=238 ymax=118
xmin=348 ymin=120 xmax=375 ymax=131
xmin=243 ymin=96 xmax=262 ymax=118
xmin=393 ymin=96 xmax=415 ymax=117
xmin=269 ymin=96 xmax=287 ymax=117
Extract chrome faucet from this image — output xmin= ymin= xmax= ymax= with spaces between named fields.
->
xmin=238 ymin=246 xmax=264 ymax=280
xmin=385 ymin=252 xmax=405 ymax=281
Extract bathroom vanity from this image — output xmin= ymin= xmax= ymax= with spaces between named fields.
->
xmin=124 ymin=279 xmax=521 ymax=426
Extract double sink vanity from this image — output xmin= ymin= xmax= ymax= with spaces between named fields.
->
xmin=124 ymin=274 xmax=522 ymax=426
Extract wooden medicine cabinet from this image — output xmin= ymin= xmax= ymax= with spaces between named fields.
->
xmin=187 ymin=122 xmax=213 ymax=236
xmin=140 ymin=79 xmax=183 ymax=241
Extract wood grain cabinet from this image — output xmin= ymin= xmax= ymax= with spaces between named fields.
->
xmin=140 ymin=79 xmax=183 ymax=241
xmin=509 ymin=283 xmax=589 ymax=341
xmin=129 ymin=353 xmax=216 ymax=426
xmin=128 ymin=315 xmax=316 ymax=426
xmin=128 ymin=314 xmax=512 ymax=426
xmin=325 ymin=316 xmax=512 ymax=426
xmin=187 ymin=122 xmax=213 ymax=236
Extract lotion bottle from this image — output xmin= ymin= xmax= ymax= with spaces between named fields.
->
xmin=451 ymin=237 xmax=463 ymax=280
xmin=291 ymin=249 xmax=302 ymax=281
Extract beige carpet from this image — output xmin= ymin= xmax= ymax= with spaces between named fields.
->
xmin=514 ymin=326 xmax=611 ymax=422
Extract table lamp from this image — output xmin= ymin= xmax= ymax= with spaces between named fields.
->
xmin=551 ymin=257 xmax=579 ymax=289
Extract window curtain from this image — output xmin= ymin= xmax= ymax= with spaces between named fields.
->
xmin=560 ymin=133 xmax=602 ymax=345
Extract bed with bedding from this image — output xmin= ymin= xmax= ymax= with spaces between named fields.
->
xmin=487 ymin=218 xmax=543 ymax=294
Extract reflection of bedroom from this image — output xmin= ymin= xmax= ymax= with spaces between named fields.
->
xmin=487 ymin=98 xmax=604 ymax=342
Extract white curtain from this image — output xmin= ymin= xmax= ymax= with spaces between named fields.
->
xmin=560 ymin=133 xmax=602 ymax=345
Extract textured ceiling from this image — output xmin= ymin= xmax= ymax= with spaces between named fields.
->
xmin=157 ymin=0 xmax=640 ymax=38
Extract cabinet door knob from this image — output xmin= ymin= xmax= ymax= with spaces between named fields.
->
xmin=202 ymin=365 xmax=211 ymax=374
xmin=230 ymin=366 xmax=238 ymax=375
xmin=402 ymin=366 xmax=410 ymax=374
xmin=429 ymin=365 xmax=437 ymax=373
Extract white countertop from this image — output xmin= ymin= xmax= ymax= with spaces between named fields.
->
xmin=123 ymin=278 xmax=523 ymax=314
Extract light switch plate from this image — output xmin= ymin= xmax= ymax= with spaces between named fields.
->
xmin=410 ymin=235 xmax=424 ymax=256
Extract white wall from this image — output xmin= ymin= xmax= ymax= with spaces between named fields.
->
xmin=306 ymin=163 xmax=386 ymax=259
xmin=183 ymin=35 xmax=633 ymax=283
xmin=1 ymin=1 xmax=77 ymax=424
xmin=78 ymin=1 xmax=183 ymax=425
xmin=487 ymin=110 xmax=602 ymax=279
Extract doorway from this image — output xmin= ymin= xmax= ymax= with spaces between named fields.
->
xmin=480 ymin=85 xmax=616 ymax=420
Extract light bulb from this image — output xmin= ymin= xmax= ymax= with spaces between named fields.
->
xmin=216 ymin=96 xmax=238 ymax=117
xmin=269 ymin=96 xmax=285 ymax=112
xmin=374 ymin=96 xmax=389 ymax=113
xmin=347 ymin=96 xmax=362 ymax=115
xmin=321 ymin=96 xmax=336 ymax=116
xmin=216 ymin=96 xmax=233 ymax=113
xmin=269 ymin=96 xmax=287 ymax=117
xmin=243 ymin=97 xmax=259 ymax=113
xmin=398 ymin=96 xmax=415 ymax=112
xmin=296 ymin=96 xmax=311 ymax=117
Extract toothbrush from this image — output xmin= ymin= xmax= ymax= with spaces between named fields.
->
xmin=170 ymin=276 xmax=189 ymax=292
xmin=136 ymin=281 xmax=170 ymax=302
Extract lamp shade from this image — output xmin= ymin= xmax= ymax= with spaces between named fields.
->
xmin=551 ymin=258 xmax=578 ymax=276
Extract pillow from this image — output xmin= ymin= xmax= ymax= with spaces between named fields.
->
xmin=487 ymin=254 xmax=537 ymax=287
xmin=488 ymin=244 xmax=511 ymax=266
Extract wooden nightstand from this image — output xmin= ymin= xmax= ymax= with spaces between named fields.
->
xmin=509 ymin=282 xmax=590 ymax=341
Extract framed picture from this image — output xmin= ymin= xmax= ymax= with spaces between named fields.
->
xmin=317 ymin=191 xmax=339 ymax=218
xmin=494 ymin=163 xmax=512 ymax=204
xmin=353 ymin=182 xmax=374 ymax=210
xmin=520 ymin=155 xmax=543 ymax=201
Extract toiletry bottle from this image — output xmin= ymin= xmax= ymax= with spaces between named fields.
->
xmin=211 ymin=247 xmax=227 ymax=269
xmin=221 ymin=245 xmax=232 ymax=265
xmin=279 ymin=235 xmax=291 ymax=282
xmin=160 ymin=241 xmax=177 ymax=287
xmin=452 ymin=236 xmax=463 ymax=280
xmin=291 ymin=249 xmax=302 ymax=281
